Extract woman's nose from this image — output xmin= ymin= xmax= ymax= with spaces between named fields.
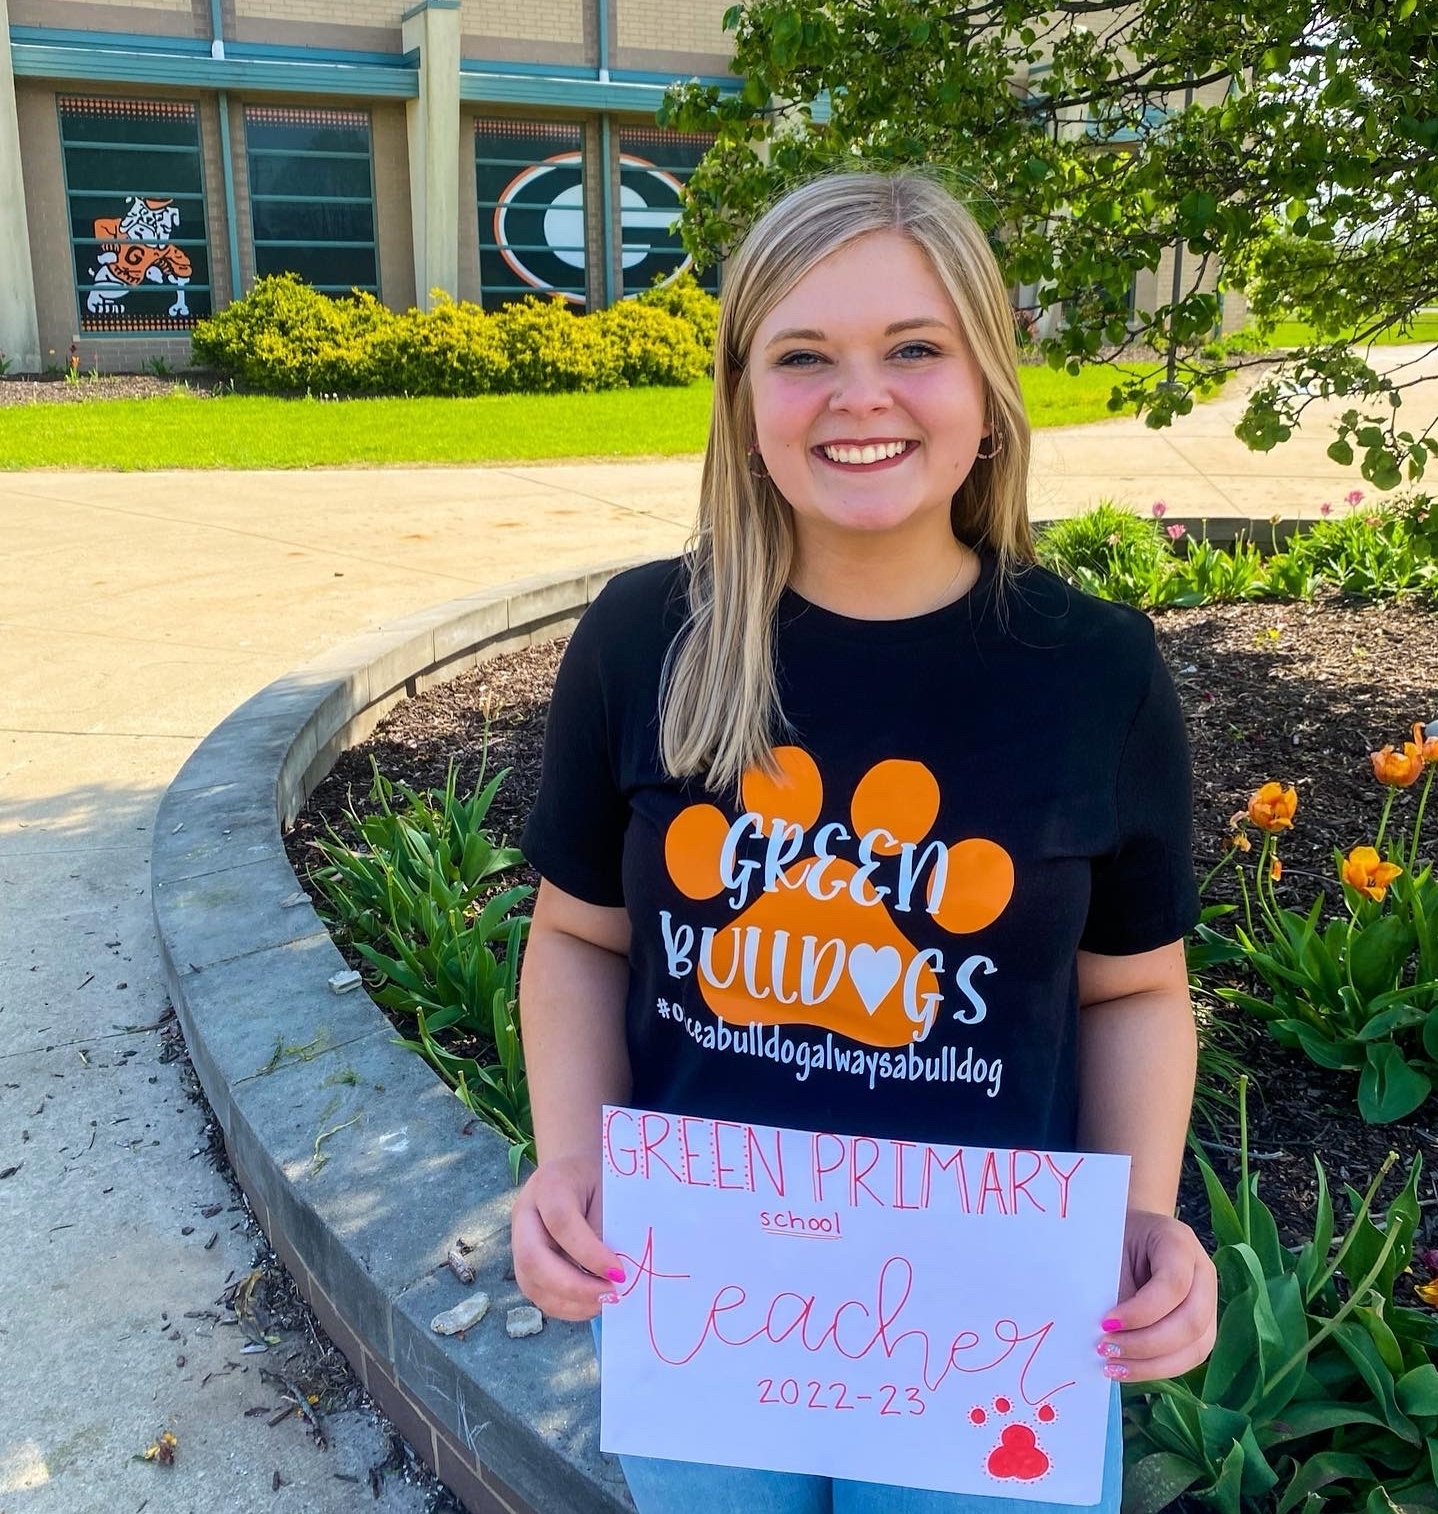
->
xmin=827 ymin=359 xmax=891 ymax=413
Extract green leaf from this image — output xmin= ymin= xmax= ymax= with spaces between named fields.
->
xmin=1264 ymin=1401 xmax=1390 ymax=1443
xmin=1395 ymin=1363 xmax=1438 ymax=1417
xmin=1292 ymin=1022 xmax=1364 ymax=1071
xmin=1205 ymin=1437 xmax=1248 ymax=1514
xmin=1353 ymin=1302 xmax=1407 ymax=1377
xmin=1276 ymin=1451 xmax=1377 ymax=1514
xmin=1121 ymin=1451 xmax=1204 ymax=1514
xmin=1178 ymin=190 xmax=1218 ymax=230
xmin=1204 ymin=1281 xmax=1266 ymax=1407
xmin=1296 ymin=1158 xmax=1335 ymax=1303
xmin=1328 ymin=439 xmax=1355 ymax=466
xmin=1330 ymin=1320 xmax=1422 ymax=1444
xmin=1358 ymin=1043 xmax=1431 ymax=1123
xmin=1198 ymin=1157 xmax=1246 ymax=1247
xmin=1349 ymin=913 xmax=1417 ymax=1001
xmin=1423 ymin=1006 xmax=1438 ymax=1062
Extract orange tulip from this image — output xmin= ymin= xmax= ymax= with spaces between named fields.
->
xmin=1417 ymin=1276 xmax=1438 ymax=1308
xmin=1370 ymin=743 xmax=1425 ymax=787
xmin=1270 ymin=858 xmax=1282 ymax=882
xmin=1342 ymin=845 xmax=1403 ymax=902
xmin=1227 ymin=832 xmax=1252 ymax=853
xmin=1413 ymin=722 xmax=1438 ymax=765
xmin=1247 ymin=782 xmax=1298 ymax=832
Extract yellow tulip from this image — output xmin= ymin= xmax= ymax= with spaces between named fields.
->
xmin=1247 ymin=782 xmax=1297 ymax=832
xmin=1341 ymin=846 xmax=1403 ymax=903
xmin=1370 ymin=743 xmax=1425 ymax=788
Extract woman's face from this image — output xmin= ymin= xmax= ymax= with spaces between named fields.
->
xmin=747 ymin=230 xmax=990 ymax=557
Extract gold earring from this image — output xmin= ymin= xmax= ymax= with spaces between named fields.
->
xmin=975 ymin=430 xmax=1004 ymax=461
xmin=748 ymin=442 xmax=770 ymax=481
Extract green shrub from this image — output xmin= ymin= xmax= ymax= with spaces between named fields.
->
xmin=190 ymin=275 xmax=388 ymax=392
xmin=635 ymin=271 xmax=720 ymax=354
xmin=308 ymin=757 xmax=535 ymax=1179
xmin=189 ymin=273 xmax=718 ymax=397
xmin=1036 ymin=495 xmax=1438 ymax=610
xmin=592 ymin=297 xmax=710 ymax=387
xmin=364 ymin=298 xmax=512 ymax=396
xmin=1123 ymin=1080 xmax=1438 ymax=1514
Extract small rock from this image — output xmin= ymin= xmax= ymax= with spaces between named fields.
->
xmin=446 ymin=1244 xmax=475 ymax=1285
xmin=506 ymin=1305 xmax=544 ymax=1340
xmin=327 ymin=970 xmax=362 ymax=995
xmin=431 ymin=1292 xmax=490 ymax=1336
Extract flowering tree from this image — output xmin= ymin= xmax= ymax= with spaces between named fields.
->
xmin=661 ymin=0 xmax=1438 ymax=488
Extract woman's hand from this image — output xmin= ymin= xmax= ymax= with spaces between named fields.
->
xmin=512 ymin=1152 xmax=628 ymax=1321
xmin=1098 ymin=1209 xmax=1217 ymax=1383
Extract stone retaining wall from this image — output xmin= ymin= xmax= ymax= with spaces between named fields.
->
xmin=151 ymin=562 xmax=645 ymax=1514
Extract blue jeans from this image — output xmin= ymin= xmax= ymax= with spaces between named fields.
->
xmin=591 ymin=1320 xmax=1124 ymax=1514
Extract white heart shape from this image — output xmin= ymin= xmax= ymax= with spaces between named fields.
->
xmin=847 ymin=943 xmax=902 ymax=1016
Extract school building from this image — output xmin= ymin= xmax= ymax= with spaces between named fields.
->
xmin=0 ymin=0 xmax=737 ymax=371
xmin=0 ymin=0 xmax=1241 ymax=374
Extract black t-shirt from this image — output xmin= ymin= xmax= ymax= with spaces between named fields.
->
xmin=520 ymin=549 xmax=1200 ymax=1150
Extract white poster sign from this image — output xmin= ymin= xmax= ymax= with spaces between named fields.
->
xmin=600 ymin=1107 xmax=1129 ymax=1503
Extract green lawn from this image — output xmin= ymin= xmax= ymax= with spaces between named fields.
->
xmin=0 ymin=362 xmax=1189 ymax=471
xmin=1264 ymin=312 xmax=1438 ymax=348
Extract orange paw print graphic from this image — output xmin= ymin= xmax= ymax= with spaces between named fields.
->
xmin=970 ymin=1396 xmax=1055 ymax=1482
xmin=663 ymin=746 xmax=1014 ymax=1047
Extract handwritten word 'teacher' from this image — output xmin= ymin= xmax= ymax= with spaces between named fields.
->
xmin=619 ymin=1225 xmax=1072 ymax=1409
xmin=603 ymin=1110 xmax=1085 ymax=1218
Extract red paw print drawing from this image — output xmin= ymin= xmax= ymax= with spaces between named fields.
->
xmin=664 ymin=746 xmax=1014 ymax=1046
xmin=969 ymin=1396 xmax=1055 ymax=1482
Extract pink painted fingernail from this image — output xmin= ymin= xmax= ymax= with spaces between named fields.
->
xmin=599 ymin=1292 xmax=620 ymax=1306
xmin=607 ymin=1268 xmax=626 ymax=1283
xmin=1102 ymin=1317 xmax=1123 ymax=1331
xmin=1103 ymin=1363 xmax=1128 ymax=1380
xmin=1097 ymin=1342 xmax=1121 ymax=1358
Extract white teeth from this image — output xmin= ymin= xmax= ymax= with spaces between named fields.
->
xmin=821 ymin=440 xmax=911 ymax=465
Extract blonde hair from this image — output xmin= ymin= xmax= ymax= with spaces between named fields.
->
xmin=659 ymin=168 xmax=1036 ymax=795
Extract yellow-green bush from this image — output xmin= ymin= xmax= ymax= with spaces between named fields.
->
xmin=190 ymin=273 xmax=717 ymax=395
xmin=635 ymin=273 xmax=720 ymax=353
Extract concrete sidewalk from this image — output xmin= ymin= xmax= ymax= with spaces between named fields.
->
xmin=2 ymin=355 xmax=1434 ymax=1512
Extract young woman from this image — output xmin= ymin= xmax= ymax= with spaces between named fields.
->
xmin=513 ymin=169 xmax=1217 ymax=1513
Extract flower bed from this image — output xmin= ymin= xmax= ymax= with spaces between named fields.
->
xmin=281 ymin=530 xmax=1438 ymax=1514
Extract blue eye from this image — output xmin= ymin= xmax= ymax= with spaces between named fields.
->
xmin=895 ymin=342 xmax=940 ymax=360
xmin=776 ymin=350 xmax=825 ymax=367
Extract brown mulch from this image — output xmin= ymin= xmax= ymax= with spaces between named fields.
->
xmin=0 ymin=372 xmax=222 ymax=405
xmin=282 ymin=588 xmax=1438 ymax=1285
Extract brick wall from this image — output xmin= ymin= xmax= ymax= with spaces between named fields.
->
xmin=235 ymin=0 xmax=403 ymax=23
xmin=197 ymin=94 xmax=235 ymax=308
xmin=614 ymin=0 xmax=729 ymax=56
xmin=68 ymin=334 xmax=197 ymax=371
xmin=461 ymin=0 xmax=585 ymax=45
xmin=227 ymin=95 xmax=256 ymax=296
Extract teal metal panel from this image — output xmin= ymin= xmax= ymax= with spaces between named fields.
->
xmin=12 ymin=26 xmax=408 ymax=69
xmin=460 ymin=71 xmax=666 ymax=111
xmin=13 ymin=44 xmax=419 ymax=98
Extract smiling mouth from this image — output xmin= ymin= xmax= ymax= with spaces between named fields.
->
xmin=815 ymin=440 xmax=918 ymax=467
